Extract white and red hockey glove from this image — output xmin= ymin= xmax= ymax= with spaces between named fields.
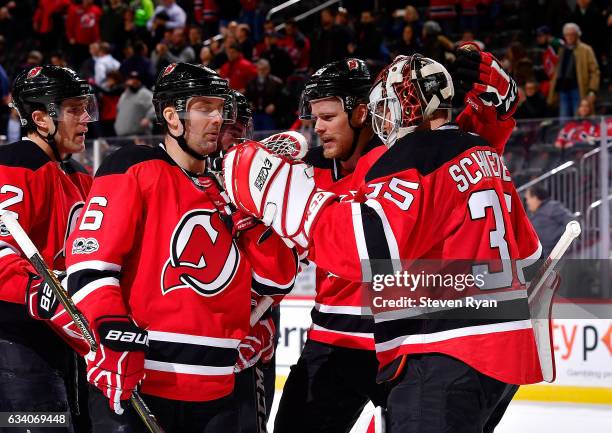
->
xmin=455 ymin=45 xmax=518 ymax=121
xmin=234 ymin=316 xmax=275 ymax=373
xmin=222 ymin=141 xmax=336 ymax=249
xmin=85 ymin=316 xmax=148 ymax=415
xmin=25 ymin=272 xmax=90 ymax=356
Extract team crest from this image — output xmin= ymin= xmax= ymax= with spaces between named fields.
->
xmin=162 ymin=63 xmax=178 ymax=77
xmin=347 ymin=59 xmax=359 ymax=71
xmin=27 ymin=67 xmax=42 ymax=79
xmin=161 ymin=210 xmax=239 ymax=297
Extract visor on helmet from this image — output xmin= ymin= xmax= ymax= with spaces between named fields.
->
xmin=51 ymin=95 xmax=99 ymax=123
xmin=176 ymin=95 xmax=235 ymax=123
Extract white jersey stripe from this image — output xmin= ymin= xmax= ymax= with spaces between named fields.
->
xmin=144 ymin=360 xmax=234 ymax=376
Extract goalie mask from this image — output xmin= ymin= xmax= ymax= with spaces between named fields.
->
xmin=153 ymin=63 xmax=235 ymax=160
xmin=368 ymin=54 xmax=454 ymax=147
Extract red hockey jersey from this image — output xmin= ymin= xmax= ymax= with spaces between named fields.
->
xmin=0 ymin=139 xmax=91 ymax=305
xmin=303 ymin=108 xmax=516 ymax=352
xmin=305 ymin=141 xmax=385 ymax=350
xmin=66 ymin=144 xmax=297 ymax=402
xmin=310 ymin=125 xmax=543 ymax=385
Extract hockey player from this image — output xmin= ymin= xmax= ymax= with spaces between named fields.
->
xmin=274 ymin=53 xmax=523 ymax=433
xmin=0 ymin=66 xmax=97 ymax=431
xmin=65 ymin=63 xmax=297 ymax=433
xmin=223 ymin=53 xmax=544 ymax=433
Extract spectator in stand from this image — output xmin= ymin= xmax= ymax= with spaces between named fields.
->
xmin=555 ymin=98 xmax=612 ymax=149
xmin=259 ymin=32 xmax=294 ymax=81
xmin=350 ymin=10 xmax=384 ymax=65
xmin=209 ymin=38 xmax=228 ymax=70
xmin=525 ymin=186 xmax=573 ymax=258
xmin=188 ymin=25 xmax=204 ymax=60
xmin=100 ymin=0 xmax=127 ymax=56
xmin=32 ymin=0 xmax=70 ymax=54
xmin=245 ymin=58 xmax=285 ymax=131
xmin=0 ymin=1 xmax=17 ymax=47
xmin=455 ymin=30 xmax=484 ymax=50
xmin=151 ymin=27 xmax=195 ymax=75
xmin=421 ymin=20 xmax=454 ymax=67
xmin=93 ymin=42 xmax=121 ymax=86
xmin=535 ymin=26 xmax=563 ymax=97
xmin=392 ymin=24 xmax=422 ymax=58
xmin=66 ymin=0 xmax=102 ymax=68
xmin=458 ymin=0 xmax=481 ymax=33
xmin=195 ymin=0 xmax=219 ymax=39
xmin=516 ymin=80 xmax=550 ymax=119
xmin=236 ymin=23 xmax=253 ymax=61
xmin=0 ymin=62 xmax=9 ymax=137
xmin=335 ymin=6 xmax=354 ymax=37
xmin=120 ymin=41 xmax=154 ymax=87
xmin=219 ymin=43 xmax=257 ymax=92
xmin=547 ymin=22 xmax=600 ymax=118
xmin=391 ymin=5 xmax=421 ymax=40
xmin=503 ymin=41 xmax=534 ymax=86
xmin=147 ymin=0 xmax=186 ymax=31
xmin=23 ymin=51 xmax=44 ymax=71
xmin=569 ymin=0 xmax=607 ymax=66
xmin=50 ymin=51 xmax=69 ymax=67
xmin=278 ymin=19 xmax=310 ymax=74
xmin=428 ymin=0 xmax=457 ymax=35
xmin=93 ymin=69 xmax=124 ymax=137
xmin=200 ymin=45 xmax=214 ymax=68
xmin=239 ymin=0 xmax=260 ymax=42
xmin=114 ymin=70 xmax=155 ymax=136
xmin=310 ymin=7 xmax=351 ymax=70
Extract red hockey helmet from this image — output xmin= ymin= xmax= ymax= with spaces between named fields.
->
xmin=368 ymin=54 xmax=454 ymax=147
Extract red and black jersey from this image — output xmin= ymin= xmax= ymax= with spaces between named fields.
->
xmin=303 ymin=140 xmax=385 ymax=350
xmin=0 ymin=139 xmax=91 ymax=305
xmin=66 ymin=144 xmax=297 ymax=402
xmin=311 ymin=125 xmax=543 ymax=385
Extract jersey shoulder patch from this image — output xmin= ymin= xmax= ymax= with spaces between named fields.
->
xmin=366 ymin=126 xmax=491 ymax=182
xmin=0 ymin=140 xmax=51 ymax=171
xmin=95 ymin=144 xmax=175 ymax=177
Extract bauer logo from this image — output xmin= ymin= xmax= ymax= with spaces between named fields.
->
xmin=254 ymin=158 xmax=273 ymax=191
xmin=72 ymin=237 xmax=99 ymax=254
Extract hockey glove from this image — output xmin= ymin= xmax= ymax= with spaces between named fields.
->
xmin=223 ymin=141 xmax=336 ymax=249
xmin=455 ymin=46 xmax=518 ymax=120
xmin=234 ymin=317 xmax=276 ymax=372
xmin=25 ymin=272 xmax=90 ymax=356
xmin=85 ymin=316 xmax=148 ymax=415
xmin=198 ymin=175 xmax=260 ymax=236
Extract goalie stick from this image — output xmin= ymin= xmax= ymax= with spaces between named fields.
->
xmin=527 ymin=220 xmax=581 ymax=382
xmin=0 ymin=212 xmax=166 ymax=433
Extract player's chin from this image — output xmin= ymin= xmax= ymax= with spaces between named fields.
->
xmin=195 ymin=140 xmax=217 ymax=156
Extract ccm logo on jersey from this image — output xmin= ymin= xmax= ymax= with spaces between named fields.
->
xmin=0 ymin=222 xmax=8 ymax=237
xmin=254 ymin=158 xmax=273 ymax=191
xmin=162 ymin=210 xmax=239 ymax=297
xmin=72 ymin=237 xmax=99 ymax=254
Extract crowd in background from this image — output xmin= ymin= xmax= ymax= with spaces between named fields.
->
xmin=0 ymin=0 xmax=610 ymax=143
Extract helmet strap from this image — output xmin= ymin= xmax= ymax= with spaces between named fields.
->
xmin=167 ymin=118 xmax=207 ymax=161
xmin=35 ymin=119 xmax=69 ymax=165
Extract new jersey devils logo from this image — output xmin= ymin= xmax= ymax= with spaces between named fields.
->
xmin=161 ymin=210 xmax=239 ymax=297
xmin=27 ymin=67 xmax=42 ymax=79
xmin=162 ymin=63 xmax=177 ymax=77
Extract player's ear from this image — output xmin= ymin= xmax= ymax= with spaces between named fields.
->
xmin=163 ymin=106 xmax=180 ymax=132
xmin=352 ymin=103 xmax=368 ymax=127
xmin=31 ymin=110 xmax=51 ymax=132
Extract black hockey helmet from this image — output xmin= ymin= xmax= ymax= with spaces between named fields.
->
xmin=153 ymin=62 xmax=235 ymax=124
xmin=11 ymin=65 xmax=96 ymax=130
xmin=299 ymin=58 xmax=372 ymax=119
xmin=232 ymin=90 xmax=252 ymax=126
xmin=153 ymin=62 xmax=235 ymax=160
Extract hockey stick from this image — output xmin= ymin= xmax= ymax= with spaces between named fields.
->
xmin=0 ymin=212 xmax=166 ymax=433
xmin=527 ymin=220 xmax=581 ymax=382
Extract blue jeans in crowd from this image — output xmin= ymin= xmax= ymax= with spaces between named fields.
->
xmin=559 ymin=88 xmax=580 ymax=118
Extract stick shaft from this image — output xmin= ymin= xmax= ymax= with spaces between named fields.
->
xmin=1 ymin=212 xmax=165 ymax=433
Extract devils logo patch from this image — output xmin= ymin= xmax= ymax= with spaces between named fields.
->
xmin=161 ymin=210 xmax=239 ymax=297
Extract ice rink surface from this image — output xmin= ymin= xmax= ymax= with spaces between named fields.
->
xmin=267 ymin=395 xmax=612 ymax=433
